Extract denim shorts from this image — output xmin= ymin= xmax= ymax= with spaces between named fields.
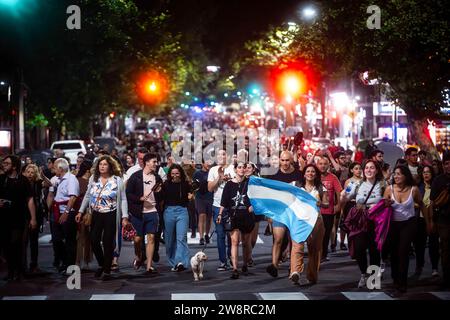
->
xmin=195 ymin=198 xmax=213 ymax=216
xmin=130 ymin=212 xmax=159 ymax=237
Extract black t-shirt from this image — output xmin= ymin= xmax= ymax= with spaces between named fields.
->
xmin=0 ymin=174 xmax=33 ymax=227
xmin=162 ymin=180 xmax=192 ymax=207
xmin=193 ymin=169 xmax=213 ymax=200
xmin=220 ymin=180 xmax=251 ymax=214
xmin=430 ymin=173 xmax=450 ymax=225
xmin=270 ymin=168 xmax=302 ymax=184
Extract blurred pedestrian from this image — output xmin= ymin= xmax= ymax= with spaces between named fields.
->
xmin=405 ymin=147 xmax=421 ymax=185
xmin=414 ymin=165 xmax=440 ymax=277
xmin=245 ymin=162 xmax=261 ymax=267
xmin=0 ymin=155 xmax=37 ymax=281
xmin=22 ymin=164 xmax=45 ymax=274
xmin=317 ymin=156 xmax=342 ymax=261
xmin=75 ymin=159 xmax=94 ymax=271
xmin=193 ymin=159 xmax=214 ymax=245
xmin=430 ymin=154 xmax=450 ymax=290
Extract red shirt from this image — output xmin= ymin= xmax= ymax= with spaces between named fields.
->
xmin=320 ymin=173 xmax=343 ymax=215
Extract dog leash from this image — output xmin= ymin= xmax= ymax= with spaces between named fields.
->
xmin=201 ymin=228 xmax=216 ymax=253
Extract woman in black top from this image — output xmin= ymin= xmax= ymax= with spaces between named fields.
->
xmin=22 ymin=164 xmax=45 ymax=273
xmin=162 ymin=164 xmax=193 ymax=271
xmin=218 ymin=162 xmax=255 ymax=279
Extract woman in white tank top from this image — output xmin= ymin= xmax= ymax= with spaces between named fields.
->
xmin=383 ymin=165 xmax=424 ymax=294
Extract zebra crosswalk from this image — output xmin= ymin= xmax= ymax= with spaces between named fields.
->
xmin=2 ymin=291 xmax=449 ymax=300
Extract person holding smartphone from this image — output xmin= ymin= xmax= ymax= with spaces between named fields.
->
xmin=126 ymin=153 xmax=163 ymax=274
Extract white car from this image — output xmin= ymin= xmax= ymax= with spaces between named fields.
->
xmin=50 ymin=140 xmax=86 ymax=165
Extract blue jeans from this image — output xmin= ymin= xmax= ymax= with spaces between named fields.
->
xmin=164 ymin=206 xmax=190 ymax=268
xmin=213 ymin=206 xmax=230 ymax=265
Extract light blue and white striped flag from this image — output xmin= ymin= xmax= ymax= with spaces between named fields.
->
xmin=247 ymin=176 xmax=319 ymax=243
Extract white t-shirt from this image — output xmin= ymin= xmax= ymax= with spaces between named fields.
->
xmin=346 ymin=180 xmax=384 ymax=207
xmin=124 ymin=163 xmax=142 ymax=183
xmin=142 ymin=171 xmax=157 ymax=213
xmin=408 ymin=165 xmax=419 ymax=176
xmin=208 ymin=165 xmax=236 ymax=207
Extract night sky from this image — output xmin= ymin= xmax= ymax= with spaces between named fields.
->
xmin=0 ymin=0 xmax=303 ymax=72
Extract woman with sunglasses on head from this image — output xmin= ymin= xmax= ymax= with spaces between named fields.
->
xmin=383 ymin=165 xmax=424 ymax=294
xmin=217 ymin=161 xmax=255 ymax=279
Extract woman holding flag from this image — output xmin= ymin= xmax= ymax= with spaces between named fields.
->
xmin=290 ymin=164 xmax=327 ymax=285
xmin=217 ymin=161 xmax=255 ymax=279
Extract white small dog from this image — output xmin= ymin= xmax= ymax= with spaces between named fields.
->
xmin=190 ymin=251 xmax=208 ymax=281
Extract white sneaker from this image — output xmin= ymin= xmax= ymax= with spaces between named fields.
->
xmin=358 ymin=274 xmax=366 ymax=288
xmin=432 ymin=269 xmax=439 ymax=277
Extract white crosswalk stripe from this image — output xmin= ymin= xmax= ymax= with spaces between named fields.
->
xmin=430 ymin=292 xmax=450 ymax=300
xmin=187 ymin=232 xmax=264 ymax=245
xmin=38 ymin=234 xmax=52 ymax=244
xmin=342 ymin=292 xmax=393 ymax=300
xmin=258 ymin=292 xmax=309 ymax=300
xmin=90 ymin=294 xmax=135 ymax=300
xmin=171 ymin=293 xmax=216 ymax=300
xmin=2 ymin=295 xmax=48 ymax=300
xmin=2 ymin=291 xmax=450 ymax=300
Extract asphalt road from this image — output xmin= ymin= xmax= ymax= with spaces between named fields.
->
xmin=0 ymin=221 xmax=449 ymax=301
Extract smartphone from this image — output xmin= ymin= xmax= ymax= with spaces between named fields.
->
xmin=152 ymin=182 xmax=162 ymax=192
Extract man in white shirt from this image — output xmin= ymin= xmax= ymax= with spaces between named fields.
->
xmin=208 ymin=149 xmax=236 ymax=271
xmin=405 ymin=147 xmax=421 ymax=184
xmin=125 ymin=147 xmax=167 ymax=182
xmin=49 ymin=158 xmax=80 ymax=273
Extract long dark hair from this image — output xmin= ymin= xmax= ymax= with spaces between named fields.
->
xmin=393 ymin=165 xmax=415 ymax=187
xmin=419 ymin=164 xmax=435 ymax=185
xmin=348 ymin=162 xmax=362 ymax=178
xmin=167 ymin=164 xmax=187 ymax=183
xmin=76 ymin=159 xmax=93 ymax=178
xmin=362 ymin=159 xmax=383 ymax=182
xmin=92 ymin=155 xmax=122 ymax=182
xmin=300 ymin=164 xmax=323 ymax=191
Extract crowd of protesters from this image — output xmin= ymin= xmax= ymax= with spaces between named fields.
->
xmin=1 ymin=131 xmax=449 ymax=295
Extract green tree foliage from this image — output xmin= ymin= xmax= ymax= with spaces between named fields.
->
xmin=21 ymin=0 xmax=204 ymax=136
xmin=237 ymin=0 xmax=449 ymax=151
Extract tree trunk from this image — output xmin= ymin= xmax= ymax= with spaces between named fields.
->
xmin=409 ymin=119 xmax=440 ymax=160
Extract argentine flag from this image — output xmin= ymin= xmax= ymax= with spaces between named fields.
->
xmin=247 ymin=176 xmax=319 ymax=243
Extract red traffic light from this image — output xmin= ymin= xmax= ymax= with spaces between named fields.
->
xmin=136 ymin=70 xmax=169 ymax=105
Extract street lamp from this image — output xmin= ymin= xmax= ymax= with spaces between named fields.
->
xmin=302 ymin=7 xmax=317 ymax=19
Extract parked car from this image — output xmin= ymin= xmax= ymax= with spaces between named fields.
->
xmin=50 ymin=140 xmax=87 ymax=165
xmin=310 ymin=137 xmax=331 ymax=152
xmin=16 ymin=149 xmax=53 ymax=167
xmin=93 ymin=136 xmax=117 ymax=153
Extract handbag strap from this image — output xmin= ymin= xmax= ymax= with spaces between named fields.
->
xmin=93 ymin=179 xmax=108 ymax=210
xmin=363 ymin=180 xmax=378 ymax=205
